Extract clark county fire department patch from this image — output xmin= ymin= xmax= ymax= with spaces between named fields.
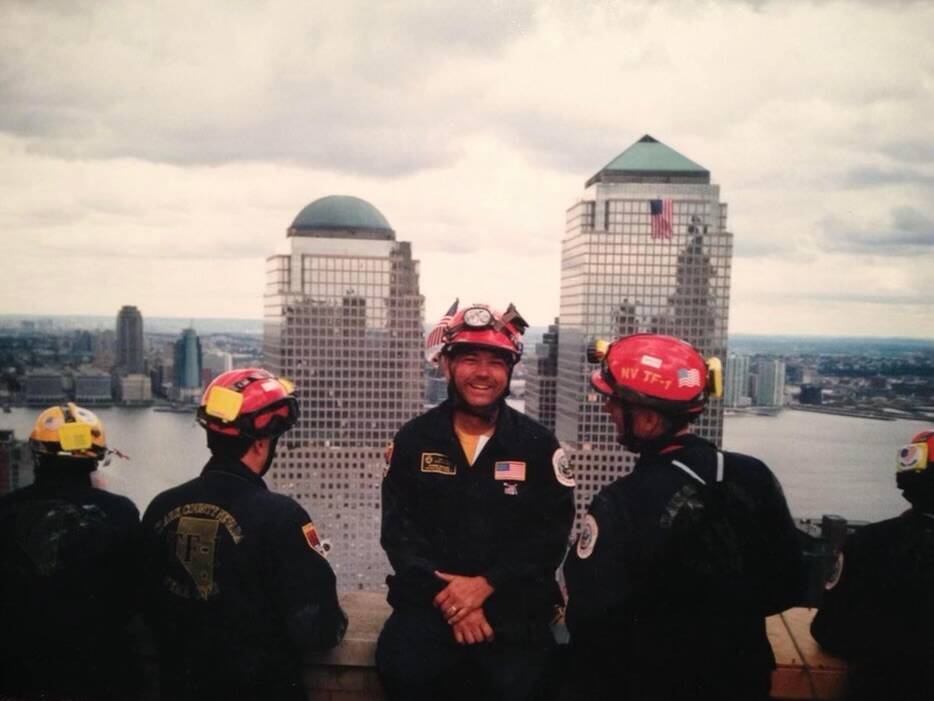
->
xmin=420 ymin=452 xmax=456 ymax=476
xmin=552 ymin=448 xmax=576 ymax=487
xmin=577 ymin=514 xmax=598 ymax=559
xmin=302 ymin=522 xmax=329 ymax=558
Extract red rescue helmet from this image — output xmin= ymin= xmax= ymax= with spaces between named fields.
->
xmin=442 ymin=303 xmax=528 ymax=363
xmin=589 ymin=333 xmax=722 ymax=416
xmin=897 ymin=430 xmax=934 ymax=474
xmin=197 ymin=368 xmax=299 ymax=439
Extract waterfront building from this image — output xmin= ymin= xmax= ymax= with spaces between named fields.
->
xmin=0 ymin=430 xmax=30 ymax=495
xmin=119 ymin=373 xmax=153 ymax=406
xmin=725 ymin=353 xmax=752 ymax=408
xmin=173 ymin=328 xmax=203 ymax=404
xmin=92 ymin=330 xmax=116 ymax=372
xmin=116 ymin=306 xmax=145 ymax=375
xmin=203 ymin=350 xmax=234 ymax=384
xmin=525 ymin=319 xmax=560 ymax=433
xmin=555 ymin=135 xmax=732 ymax=521
xmin=73 ymin=368 xmax=113 ymax=405
xmin=264 ymin=195 xmax=424 ymax=590
xmin=755 ymin=358 xmax=786 ymax=407
xmin=24 ymin=370 xmax=66 ymax=406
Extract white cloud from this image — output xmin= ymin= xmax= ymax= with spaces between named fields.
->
xmin=0 ymin=0 xmax=932 ymax=336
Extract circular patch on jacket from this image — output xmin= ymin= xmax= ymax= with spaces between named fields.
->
xmin=576 ymin=514 xmax=599 ymax=559
xmin=552 ymin=448 xmax=576 ymax=487
xmin=825 ymin=551 xmax=844 ymax=590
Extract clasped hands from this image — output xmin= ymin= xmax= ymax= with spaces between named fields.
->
xmin=433 ymin=570 xmax=495 ymax=645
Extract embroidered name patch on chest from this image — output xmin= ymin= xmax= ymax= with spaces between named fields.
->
xmin=420 ymin=452 xmax=456 ymax=476
xmin=494 ymin=461 xmax=526 ymax=481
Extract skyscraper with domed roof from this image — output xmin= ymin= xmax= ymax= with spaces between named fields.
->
xmin=264 ymin=195 xmax=424 ymax=590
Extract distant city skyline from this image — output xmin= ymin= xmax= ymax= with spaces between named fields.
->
xmin=1 ymin=2 xmax=931 ymax=337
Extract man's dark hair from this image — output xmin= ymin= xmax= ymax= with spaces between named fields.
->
xmin=206 ymin=430 xmax=254 ymax=462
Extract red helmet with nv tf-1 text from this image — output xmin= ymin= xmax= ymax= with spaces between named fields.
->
xmin=197 ymin=368 xmax=299 ymax=439
xmin=588 ymin=333 xmax=722 ymax=416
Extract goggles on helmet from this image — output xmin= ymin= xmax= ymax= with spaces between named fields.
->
xmin=443 ymin=304 xmax=526 ymax=356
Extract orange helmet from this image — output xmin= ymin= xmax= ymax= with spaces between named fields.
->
xmin=197 ymin=368 xmax=298 ymax=439
xmin=442 ymin=303 xmax=528 ymax=363
xmin=589 ymin=334 xmax=721 ymax=415
xmin=29 ymin=403 xmax=107 ymax=461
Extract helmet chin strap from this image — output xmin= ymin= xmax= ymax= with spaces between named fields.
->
xmin=258 ymin=435 xmax=280 ymax=477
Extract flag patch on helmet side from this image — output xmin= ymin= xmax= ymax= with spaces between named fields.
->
xmin=552 ymin=448 xmax=576 ymax=487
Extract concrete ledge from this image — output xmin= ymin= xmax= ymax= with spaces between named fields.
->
xmin=308 ymin=596 xmax=847 ymax=701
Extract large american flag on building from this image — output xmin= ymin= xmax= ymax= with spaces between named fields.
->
xmin=425 ymin=299 xmax=458 ymax=362
xmin=650 ymin=198 xmax=673 ymax=240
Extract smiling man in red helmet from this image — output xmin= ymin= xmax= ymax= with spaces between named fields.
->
xmin=563 ymin=334 xmax=804 ymax=701
xmin=377 ymin=302 xmax=575 ymax=701
xmin=141 ymin=369 xmax=346 ymax=701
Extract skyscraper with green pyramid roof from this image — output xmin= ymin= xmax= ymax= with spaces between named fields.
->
xmin=530 ymin=135 xmax=732 ymax=522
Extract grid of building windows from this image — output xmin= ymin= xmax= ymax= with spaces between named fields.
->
xmin=552 ymin=150 xmax=733 ymax=525
xmin=263 ymin=199 xmax=424 ymax=590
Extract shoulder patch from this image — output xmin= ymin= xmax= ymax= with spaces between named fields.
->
xmin=825 ymin=551 xmax=844 ymax=590
xmin=383 ymin=441 xmax=393 ymax=477
xmin=576 ymin=514 xmax=599 ymax=559
xmin=302 ymin=521 xmax=329 ymax=558
xmin=552 ymin=448 xmax=576 ymax=487
xmin=420 ymin=452 xmax=456 ymax=476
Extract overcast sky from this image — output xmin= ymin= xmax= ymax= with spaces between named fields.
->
xmin=1 ymin=0 xmax=931 ymax=336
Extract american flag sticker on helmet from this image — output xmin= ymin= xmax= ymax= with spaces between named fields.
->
xmin=677 ymin=368 xmax=701 ymax=388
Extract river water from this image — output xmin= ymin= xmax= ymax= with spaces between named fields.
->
xmin=2 ymin=407 xmax=927 ymax=523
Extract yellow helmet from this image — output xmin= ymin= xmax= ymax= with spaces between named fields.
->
xmin=29 ymin=403 xmax=107 ymax=461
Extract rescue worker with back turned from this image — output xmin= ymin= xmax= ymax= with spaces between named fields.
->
xmin=142 ymin=369 xmax=347 ymax=701
xmin=811 ymin=429 xmax=934 ymax=701
xmin=564 ymin=334 xmax=805 ymax=701
xmin=377 ymin=302 xmax=576 ymax=701
xmin=0 ymin=403 xmax=142 ymax=700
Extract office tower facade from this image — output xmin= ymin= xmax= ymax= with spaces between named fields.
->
xmin=725 ymin=353 xmax=752 ymax=408
xmin=525 ymin=319 xmax=560 ymax=433
xmin=555 ymin=135 xmax=732 ymax=521
xmin=264 ymin=195 xmax=424 ymax=590
xmin=73 ymin=369 xmax=113 ymax=405
xmin=25 ymin=370 xmax=66 ymax=406
xmin=173 ymin=328 xmax=203 ymax=403
xmin=755 ymin=358 xmax=786 ymax=407
xmin=115 ymin=306 xmax=145 ymax=374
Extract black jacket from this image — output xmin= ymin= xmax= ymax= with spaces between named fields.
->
xmin=0 ymin=469 xmax=142 ymax=699
xmin=381 ymin=400 xmax=575 ymax=637
xmin=141 ymin=456 xmax=347 ymax=701
xmin=564 ymin=434 xmax=804 ymax=700
xmin=811 ymin=508 xmax=934 ymax=701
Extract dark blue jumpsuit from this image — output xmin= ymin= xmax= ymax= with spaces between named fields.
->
xmin=377 ymin=400 xmax=575 ymax=701
xmin=811 ymin=509 xmax=934 ymax=701
xmin=564 ymin=434 xmax=805 ymax=701
xmin=0 ymin=467 xmax=143 ymax=700
xmin=141 ymin=456 xmax=347 ymax=701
